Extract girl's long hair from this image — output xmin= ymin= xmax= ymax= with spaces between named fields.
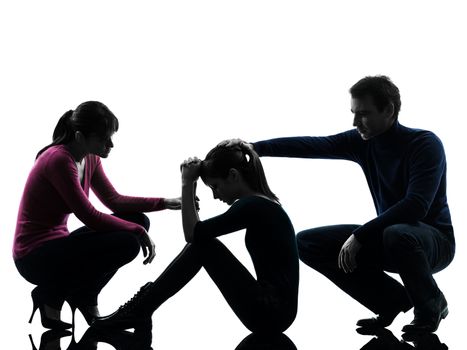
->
xmin=36 ymin=101 xmax=119 ymax=159
xmin=200 ymin=144 xmax=279 ymax=202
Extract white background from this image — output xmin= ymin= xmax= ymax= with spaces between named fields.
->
xmin=1 ymin=1 xmax=465 ymax=348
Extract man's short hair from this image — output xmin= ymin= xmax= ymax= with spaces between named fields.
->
xmin=350 ymin=75 xmax=401 ymax=119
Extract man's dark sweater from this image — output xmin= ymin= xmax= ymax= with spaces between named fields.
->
xmin=253 ymin=121 xmax=454 ymax=244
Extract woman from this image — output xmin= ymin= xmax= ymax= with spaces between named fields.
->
xmin=13 ymin=101 xmax=181 ymax=329
xmin=93 ymin=143 xmax=299 ymax=334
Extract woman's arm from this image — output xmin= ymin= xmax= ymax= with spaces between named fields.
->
xmin=91 ymin=156 xmax=180 ymax=212
xmin=180 ymin=158 xmax=201 ymax=243
xmin=45 ymin=150 xmax=147 ymax=235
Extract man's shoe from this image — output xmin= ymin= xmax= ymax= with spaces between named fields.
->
xmin=357 ymin=310 xmax=401 ymax=328
xmin=402 ymin=332 xmax=448 ymax=349
xmin=402 ymin=292 xmax=448 ymax=333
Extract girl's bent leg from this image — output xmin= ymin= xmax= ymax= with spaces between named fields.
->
xmin=140 ymin=243 xmax=204 ymax=311
xmin=197 ymin=239 xmax=293 ymax=333
xmin=93 ymin=243 xmax=204 ymax=328
xmin=96 ymin=238 xmax=294 ymax=332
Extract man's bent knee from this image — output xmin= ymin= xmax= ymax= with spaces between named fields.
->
xmin=296 ymin=230 xmax=323 ymax=267
xmin=383 ymin=224 xmax=419 ymax=252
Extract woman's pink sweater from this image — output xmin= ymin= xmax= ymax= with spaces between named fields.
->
xmin=13 ymin=145 xmax=165 ymax=259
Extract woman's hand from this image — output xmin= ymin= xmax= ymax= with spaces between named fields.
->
xmin=163 ymin=197 xmax=182 ymax=210
xmin=180 ymin=157 xmax=202 ymax=183
xmin=139 ymin=229 xmax=156 ymax=265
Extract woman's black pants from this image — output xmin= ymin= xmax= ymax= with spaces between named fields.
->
xmin=15 ymin=212 xmax=148 ymax=308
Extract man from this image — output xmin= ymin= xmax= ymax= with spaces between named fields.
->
xmin=229 ymin=75 xmax=455 ymax=332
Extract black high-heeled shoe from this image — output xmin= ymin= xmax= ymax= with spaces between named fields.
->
xmin=28 ymin=329 xmax=72 ymax=350
xmin=67 ymin=298 xmax=100 ymax=327
xmin=29 ymin=287 xmax=72 ymax=330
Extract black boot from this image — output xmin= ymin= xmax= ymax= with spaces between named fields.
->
xmin=92 ymin=282 xmax=154 ymax=330
xmin=81 ymin=321 xmax=153 ymax=350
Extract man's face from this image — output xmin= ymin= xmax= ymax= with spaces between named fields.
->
xmin=351 ymin=95 xmax=395 ymax=140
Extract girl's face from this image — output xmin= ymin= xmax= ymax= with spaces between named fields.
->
xmin=84 ymin=132 xmax=114 ymax=158
xmin=204 ymin=173 xmax=239 ymax=205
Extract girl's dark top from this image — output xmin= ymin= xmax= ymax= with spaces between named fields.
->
xmin=253 ymin=121 xmax=454 ymax=244
xmin=193 ymin=196 xmax=299 ymax=303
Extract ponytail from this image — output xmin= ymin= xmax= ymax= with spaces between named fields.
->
xmin=239 ymin=144 xmax=279 ymax=202
xmin=36 ymin=110 xmax=75 ymax=159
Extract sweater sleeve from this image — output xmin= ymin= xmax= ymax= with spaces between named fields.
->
xmin=90 ymin=156 xmax=165 ymax=213
xmin=45 ymin=151 xmax=146 ymax=235
xmin=353 ymin=133 xmax=447 ymax=243
xmin=193 ymin=199 xmax=251 ymax=241
xmin=252 ymin=131 xmax=362 ymax=162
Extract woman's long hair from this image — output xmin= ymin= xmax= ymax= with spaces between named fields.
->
xmin=200 ymin=144 xmax=279 ymax=202
xmin=36 ymin=101 xmax=119 ymax=159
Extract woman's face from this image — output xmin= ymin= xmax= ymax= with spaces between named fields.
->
xmin=203 ymin=174 xmax=238 ymax=205
xmin=84 ymin=132 xmax=114 ymax=158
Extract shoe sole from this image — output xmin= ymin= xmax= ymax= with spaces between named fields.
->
xmin=402 ymin=306 xmax=448 ymax=333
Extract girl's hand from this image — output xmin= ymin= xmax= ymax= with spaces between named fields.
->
xmin=180 ymin=157 xmax=202 ymax=183
xmin=139 ymin=229 xmax=156 ymax=265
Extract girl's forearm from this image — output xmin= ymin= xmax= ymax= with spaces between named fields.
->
xmin=181 ymin=181 xmax=199 ymax=242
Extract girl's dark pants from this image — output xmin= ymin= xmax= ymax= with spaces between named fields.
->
xmin=141 ymin=238 xmax=296 ymax=334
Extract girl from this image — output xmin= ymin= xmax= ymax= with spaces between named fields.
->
xmin=13 ymin=101 xmax=181 ymax=329
xmin=94 ymin=143 xmax=299 ymax=334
